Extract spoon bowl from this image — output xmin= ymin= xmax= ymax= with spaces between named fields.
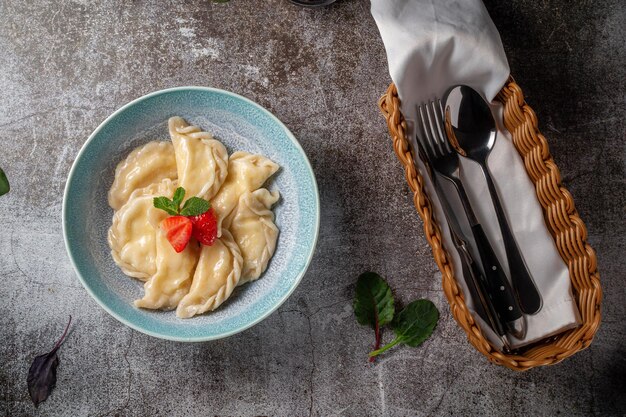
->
xmin=443 ymin=85 xmax=496 ymax=160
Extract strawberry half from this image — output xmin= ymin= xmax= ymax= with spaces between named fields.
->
xmin=160 ymin=215 xmax=192 ymax=253
xmin=188 ymin=208 xmax=218 ymax=246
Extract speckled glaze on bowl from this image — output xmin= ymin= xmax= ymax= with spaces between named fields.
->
xmin=62 ymin=87 xmax=319 ymax=342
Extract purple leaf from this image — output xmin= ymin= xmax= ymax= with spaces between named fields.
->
xmin=27 ymin=316 xmax=71 ymax=407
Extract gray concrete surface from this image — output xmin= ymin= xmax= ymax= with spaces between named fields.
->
xmin=1 ymin=0 xmax=624 ymax=416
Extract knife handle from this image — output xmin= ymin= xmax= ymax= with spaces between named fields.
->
xmin=465 ymin=251 xmax=507 ymax=337
xmin=470 ymin=224 xmax=522 ymax=323
xmin=456 ymin=247 xmax=489 ymax=323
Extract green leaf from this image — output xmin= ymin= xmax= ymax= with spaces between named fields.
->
xmin=369 ymin=300 xmax=439 ymax=357
xmin=153 ymin=197 xmax=179 ymax=215
xmin=0 ymin=167 xmax=9 ymax=196
xmin=392 ymin=299 xmax=439 ymax=346
xmin=172 ymin=187 xmax=185 ymax=208
xmin=180 ymin=197 xmax=210 ymax=216
xmin=212 ymin=0 xmax=230 ymax=3
xmin=353 ymin=272 xmax=394 ymax=329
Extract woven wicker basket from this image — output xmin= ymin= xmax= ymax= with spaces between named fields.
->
xmin=379 ymin=79 xmax=602 ymax=371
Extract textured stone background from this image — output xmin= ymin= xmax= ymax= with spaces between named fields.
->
xmin=0 ymin=0 xmax=624 ymax=416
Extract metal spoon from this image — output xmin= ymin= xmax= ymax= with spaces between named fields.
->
xmin=443 ymin=85 xmax=543 ymax=315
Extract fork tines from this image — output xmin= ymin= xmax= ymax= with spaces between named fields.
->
xmin=417 ymin=100 xmax=453 ymax=160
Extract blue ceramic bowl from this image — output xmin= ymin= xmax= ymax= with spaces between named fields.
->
xmin=63 ymin=87 xmax=319 ymax=341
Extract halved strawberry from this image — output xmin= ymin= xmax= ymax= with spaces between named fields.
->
xmin=160 ymin=215 xmax=192 ymax=253
xmin=188 ymin=208 xmax=218 ymax=246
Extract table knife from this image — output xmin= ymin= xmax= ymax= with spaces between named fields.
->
xmin=413 ymin=143 xmax=510 ymax=350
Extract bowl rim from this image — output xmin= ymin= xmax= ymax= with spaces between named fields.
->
xmin=62 ymin=86 xmax=320 ymax=342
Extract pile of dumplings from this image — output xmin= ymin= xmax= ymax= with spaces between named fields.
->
xmin=107 ymin=116 xmax=280 ymax=318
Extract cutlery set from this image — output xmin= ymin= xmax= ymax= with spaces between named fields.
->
xmin=413 ymin=85 xmax=543 ymax=350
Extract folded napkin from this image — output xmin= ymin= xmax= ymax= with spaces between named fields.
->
xmin=371 ymin=0 xmax=580 ymax=349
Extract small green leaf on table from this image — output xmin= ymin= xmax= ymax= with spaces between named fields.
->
xmin=0 ymin=167 xmax=9 ymax=196
xmin=353 ymin=272 xmax=394 ymax=361
xmin=369 ymin=299 xmax=439 ymax=358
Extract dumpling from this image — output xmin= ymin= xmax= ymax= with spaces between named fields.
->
xmin=211 ymin=151 xmax=280 ymax=236
xmin=134 ymin=228 xmax=200 ymax=310
xmin=176 ymin=230 xmax=243 ymax=318
xmin=136 ymin=178 xmax=178 ymax=197
xmin=108 ymin=141 xmax=177 ymax=210
xmin=227 ymin=189 xmax=280 ymax=284
xmin=168 ymin=116 xmax=228 ymax=200
xmin=108 ymin=179 xmax=176 ymax=280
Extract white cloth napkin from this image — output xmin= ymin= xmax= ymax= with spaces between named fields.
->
xmin=371 ymin=0 xmax=580 ymax=349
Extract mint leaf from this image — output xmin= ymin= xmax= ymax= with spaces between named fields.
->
xmin=152 ymin=187 xmax=210 ymax=217
xmin=172 ymin=187 xmax=185 ymax=208
xmin=354 ymin=272 xmax=394 ymax=362
xmin=180 ymin=197 xmax=210 ymax=216
xmin=153 ymin=197 xmax=179 ymax=215
xmin=369 ymin=300 xmax=439 ymax=357
xmin=0 ymin=167 xmax=9 ymax=196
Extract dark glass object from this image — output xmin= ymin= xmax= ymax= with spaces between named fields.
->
xmin=289 ymin=0 xmax=337 ymax=7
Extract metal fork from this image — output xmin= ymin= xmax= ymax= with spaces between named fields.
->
xmin=416 ymin=100 xmax=526 ymax=340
